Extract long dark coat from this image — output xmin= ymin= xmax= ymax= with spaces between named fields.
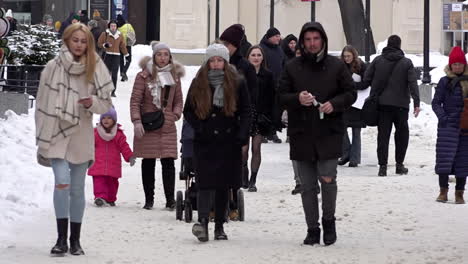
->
xmin=343 ymin=61 xmax=367 ymax=128
xmin=432 ymin=66 xmax=468 ymax=178
xmin=278 ymin=22 xmax=356 ymax=161
xmin=183 ymin=76 xmax=251 ymax=190
xmin=254 ymin=67 xmax=276 ymax=136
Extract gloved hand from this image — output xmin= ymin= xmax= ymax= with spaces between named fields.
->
xmin=129 ymin=156 xmax=136 ymax=167
xmin=134 ymin=120 xmax=145 ymax=139
xmin=124 ymin=56 xmax=131 ymax=67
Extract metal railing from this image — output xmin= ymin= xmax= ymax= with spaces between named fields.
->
xmin=0 ymin=64 xmax=45 ymax=102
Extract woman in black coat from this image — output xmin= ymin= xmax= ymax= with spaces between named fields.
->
xmin=243 ymin=45 xmax=276 ymax=192
xmin=338 ymin=45 xmax=367 ymax=167
xmin=183 ymin=44 xmax=251 ymax=242
xmin=281 ymin=34 xmax=298 ymax=62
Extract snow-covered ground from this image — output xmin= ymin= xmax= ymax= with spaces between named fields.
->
xmin=1 ymin=46 xmax=467 ymax=264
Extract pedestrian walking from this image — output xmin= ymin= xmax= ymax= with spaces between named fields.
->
xmin=184 ymin=43 xmax=251 ymax=242
xmin=361 ymin=35 xmax=420 ymax=176
xmin=244 ymin=45 xmax=276 ymax=192
xmin=338 ymin=45 xmax=367 ymax=168
xmin=87 ymin=107 xmax=135 ymax=207
xmin=260 ymin=27 xmax=285 ymax=143
xmin=98 ymin=20 xmax=129 ymax=97
xmin=35 ymin=23 xmax=113 ymax=256
xmin=433 ymin=46 xmax=468 ymax=204
xmin=130 ymin=42 xmax=185 ymax=210
xmin=278 ymin=22 xmax=356 ymax=246
xmin=281 ymin=34 xmax=298 ymax=62
xmin=116 ymin=14 xmax=136 ymax=82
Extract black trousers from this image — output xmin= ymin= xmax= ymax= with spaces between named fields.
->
xmin=197 ymin=188 xmax=229 ymax=223
xmin=377 ymin=105 xmax=409 ymax=165
xmin=119 ymin=46 xmax=132 ymax=76
xmin=141 ymin=158 xmax=175 ymax=203
xmin=104 ymin=54 xmax=120 ymax=93
xmin=439 ymin=175 xmax=467 ymax=191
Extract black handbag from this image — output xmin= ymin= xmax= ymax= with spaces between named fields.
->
xmin=141 ymin=86 xmax=171 ymax=131
xmin=361 ymin=59 xmax=402 ymax=127
xmin=142 ymin=111 xmax=165 ymax=131
xmin=362 ymin=96 xmax=379 ymax=126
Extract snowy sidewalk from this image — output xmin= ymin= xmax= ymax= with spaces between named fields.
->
xmin=1 ymin=65 xmax=467 ymax=264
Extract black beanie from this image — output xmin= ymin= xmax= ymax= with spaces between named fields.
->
xmin=220 ymin=24 xmax=245 ymax=48
xmin=266 ymin=27 xmax=281 ymax=39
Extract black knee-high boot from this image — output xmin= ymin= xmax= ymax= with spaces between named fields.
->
xmin=161 ymin=158 xmax=175 ymax=209
xmin=248 ymin=171 xmax=258 ymax=192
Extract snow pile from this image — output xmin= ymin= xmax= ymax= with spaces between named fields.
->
xmin=0 ymin=110 xmax=52 ymax=236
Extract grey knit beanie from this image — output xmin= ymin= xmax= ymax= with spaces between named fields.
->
xmin=151 ymin=41 xmax=171 ymax=55
xmin=205 ymin=43 xmax=229 ymax=63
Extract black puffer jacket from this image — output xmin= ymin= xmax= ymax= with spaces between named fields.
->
xmin=260 ymin=36 xmax=285 ymax=80
xmin=361 ymin=46 xmax=420 ymax=109
xmin=281 ymin=34 xmax=298 ymax=62
xmin=279 ymin=22 xmax=356 ymax=161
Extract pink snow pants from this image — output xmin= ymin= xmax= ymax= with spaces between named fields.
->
xmin=92 ymin=176 xmax=120 ymax=202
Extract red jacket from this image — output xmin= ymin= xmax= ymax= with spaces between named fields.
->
xmin=88 ymin=126 xmax=133 ymax=178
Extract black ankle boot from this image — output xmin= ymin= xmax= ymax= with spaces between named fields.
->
xmin=143 ymin=199 xmax=154 ymax=210
xmin=303 ymin=227 xmax=320 ymax=245
xmin=378 ymin=165 xmax=387 ymax=177
xmin=322 ymin=218 xmax=337 ymax=246
xmin=192 ymin=218 xmax=209 ymax=242
xmin=69 ymin=222 xmax=84 ymax=255
xmin=248 ymin=171 xmax=258 ymax=192
xmin=396 ymin=163 xmax=408 ymax=175
xmin=241 ymin=164 xmax=249 ymax=189
xmin=214 ymin=222 xmax=228 ymax=240
xmin=50 ymin=218 xmax=68 ymax=255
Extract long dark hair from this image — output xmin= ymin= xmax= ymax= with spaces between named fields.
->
xmin=189 ymin=60 xmax=238 ymax=119
xmin=246 ymin=45 xmax=268 ymax=70
xmin=341 ymin=45 xmax=362 ymax=74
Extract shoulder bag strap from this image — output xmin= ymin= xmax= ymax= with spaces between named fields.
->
xmin=376 ymin=58 xmax=402 ymax=97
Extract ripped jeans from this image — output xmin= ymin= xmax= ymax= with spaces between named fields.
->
xmin=296 ymin=159 xmax=338 ymax=230
xmin=51 ymin=159 xmax=88 ymax=223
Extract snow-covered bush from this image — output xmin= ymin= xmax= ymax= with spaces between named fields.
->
xmin=6 ymin=24 xmax=60 ymax=65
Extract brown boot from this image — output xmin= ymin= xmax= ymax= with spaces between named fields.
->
xmin=455 ymin=190 xmax=465 ymax=204
xmin=436 ymin=188 xmax=448 ymax=203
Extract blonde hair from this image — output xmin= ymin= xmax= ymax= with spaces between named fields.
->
xmin=62 ymin=23 xmax=97 ymax=82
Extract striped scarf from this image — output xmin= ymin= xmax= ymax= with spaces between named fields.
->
xmin=35 ymin=45 xmax=113 ymax=149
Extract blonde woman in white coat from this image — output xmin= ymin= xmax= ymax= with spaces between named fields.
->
xmin=35 ymin=23 xmax=113 ymax=256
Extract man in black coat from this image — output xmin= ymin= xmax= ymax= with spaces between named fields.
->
xmin=260 ymin=27 xmax=286 ymax=143
xmin=279 ymin=22 xmax=356 ymax=246
xmin=361 ymin=35 xmax=420 ymax=177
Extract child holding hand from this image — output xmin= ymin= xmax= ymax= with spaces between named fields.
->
xmin=88 ymin=108 xmax=135 ymax=206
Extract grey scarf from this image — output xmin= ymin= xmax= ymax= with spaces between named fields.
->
xmin=208 ymin=70 xmax=225 ymax=108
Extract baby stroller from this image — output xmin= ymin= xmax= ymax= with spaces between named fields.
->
xmin=175 ymin=120 xmax=245 ymax=223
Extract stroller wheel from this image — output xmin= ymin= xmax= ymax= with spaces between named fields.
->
xmin=176 ymin=191 xmax=183 ymax=220
xmin=237 ymin=189 xmax=245 ymax=222
xmin=184 ymin=190 xmax=193 ymax=223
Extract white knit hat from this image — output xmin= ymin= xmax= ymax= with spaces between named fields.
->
xmin=5 ymin=9 xmax=13 ymax=18
xmin=205 ymin=43 xmax=229 ymax=63
xmin=151 ymin=41 xmax=171 ymax=55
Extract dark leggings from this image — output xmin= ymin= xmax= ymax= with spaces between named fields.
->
xmin=141 ymin=158 xmax=175 ymax=202
xmin=197 ymin=188 xmax=229 ymax=223
xmin=439 ymin=174 xmax=467 ymax=191
xmin=103 ymin=54 xmax=120 ymax=93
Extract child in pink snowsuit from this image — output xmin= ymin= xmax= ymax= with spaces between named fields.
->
xmin=88 ymin=108 xmax=135 ymax=206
